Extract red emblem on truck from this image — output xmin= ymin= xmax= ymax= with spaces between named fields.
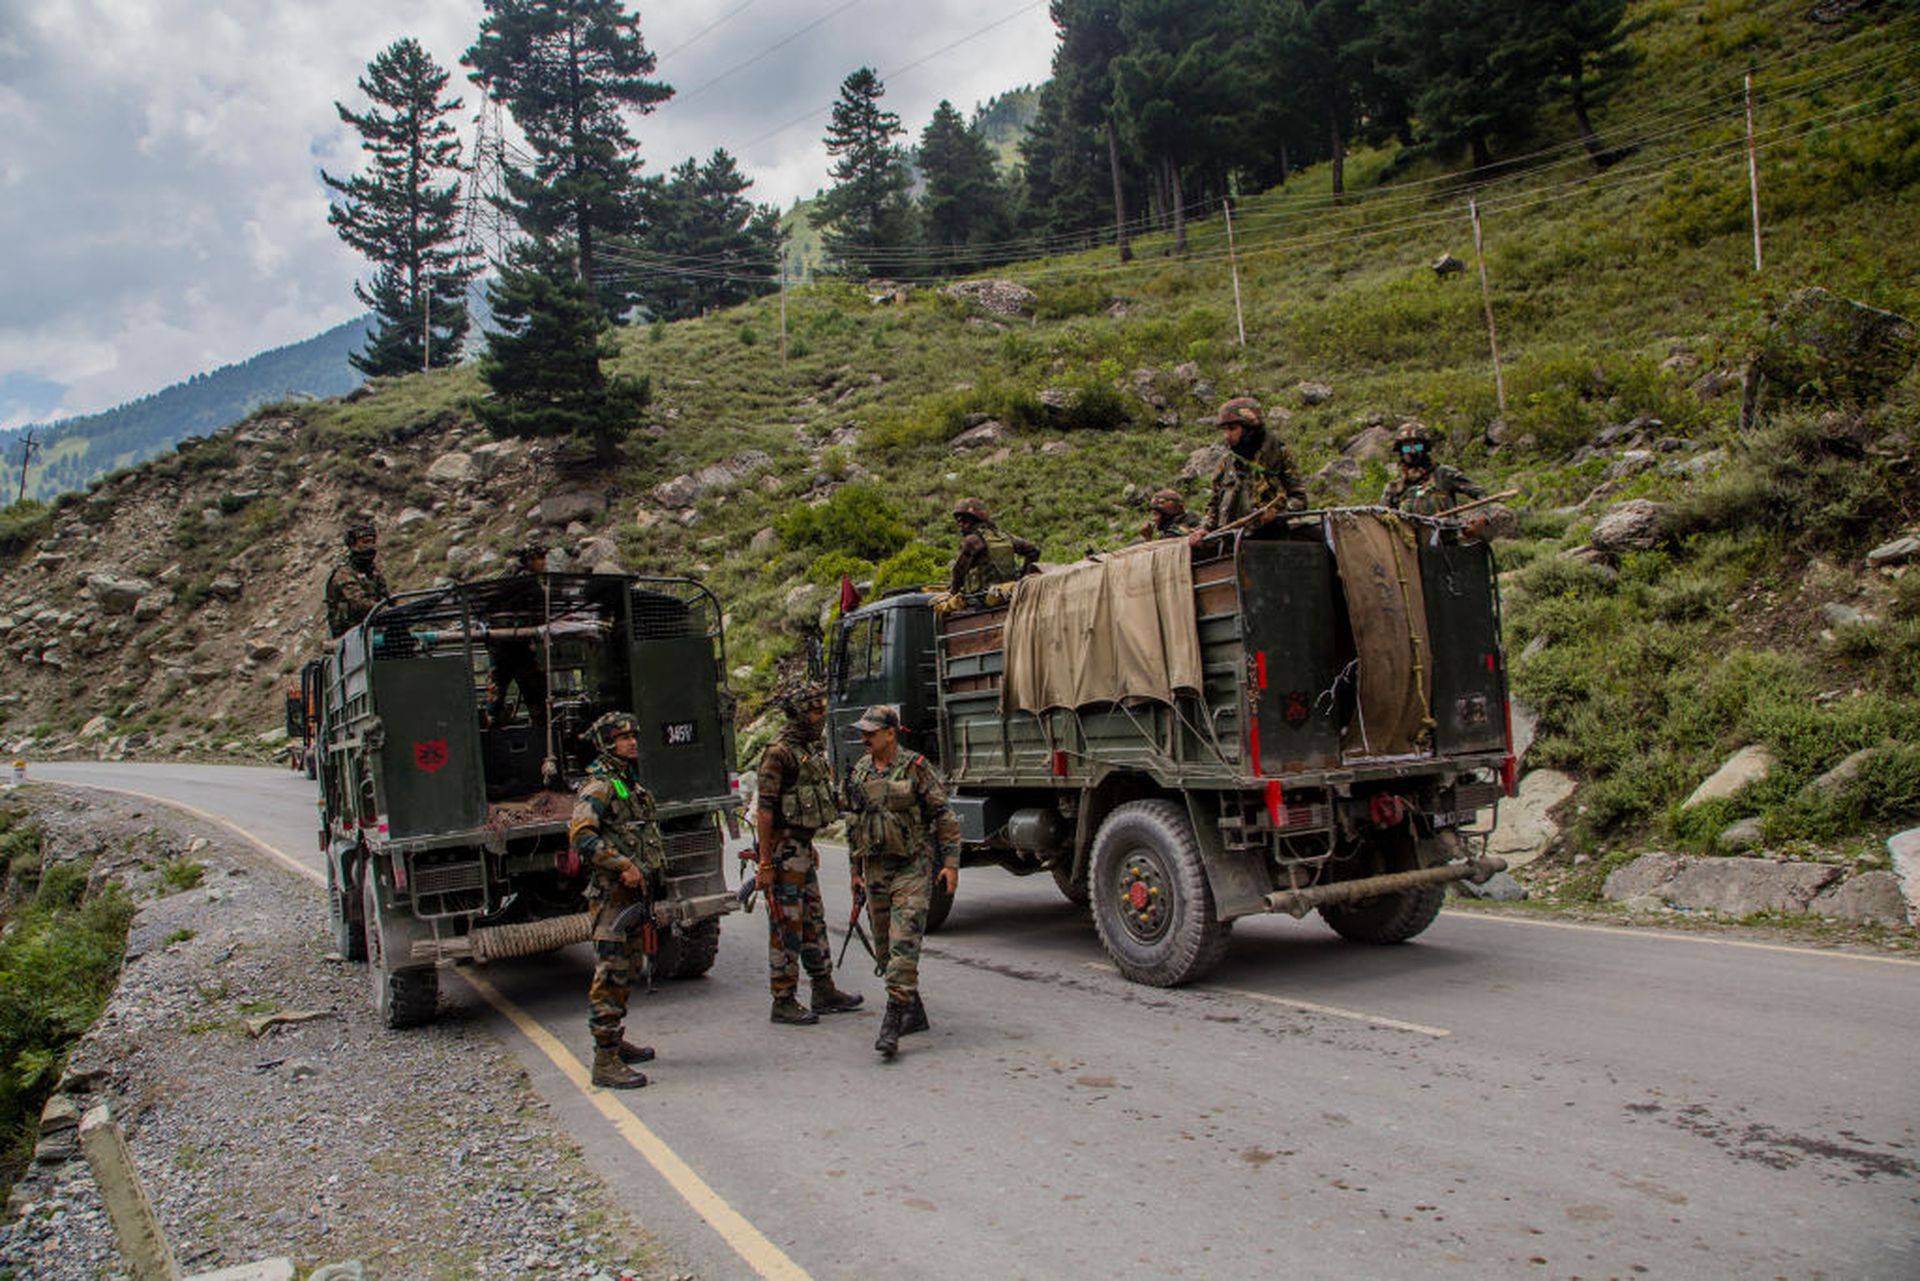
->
xmin=414 ymin=739 xmax=449 ymax=774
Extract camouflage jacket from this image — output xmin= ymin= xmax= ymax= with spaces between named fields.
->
xmin=324 ymin=556 xmax=390 ymax=639
xmin=844 ymin=750 xmax=962 ymax=870
xmin=756 ymin=726 xmax=838 ymax=834
xmin=1381 ymin=464 xmax=1485 ymax=517
xmin=1202 ymin=430 xmax=1307 ymax=530
xmin=569 ymin=755 xmax=666 ymax=889
xmin=1139 ymin=510 xmax=1201 ymax=542
xmin=950 ymin=525 xmax=1039 ymax=595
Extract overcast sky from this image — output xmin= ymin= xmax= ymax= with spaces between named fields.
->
xmin=0 ymin=0 xmax=1056 ymax=430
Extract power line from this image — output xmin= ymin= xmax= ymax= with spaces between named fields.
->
xmin=658 ymin=0 xmax=765 ymax=61
xmin=672 ymin=0 xmax=868 ymax=106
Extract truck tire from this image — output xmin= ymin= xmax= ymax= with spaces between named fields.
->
xmin=363 ymin=872 xmax=439 ymax=1028
xmin=656 ymin=918 xmax=721 ymax=980
xmin=925 ymin=874 xmax=956 ymax=934
xmin=1320 ymin=883 xmax=1446 ymax=945
xmin=328 ymin=856 xmax=365 ymax=962
xmin=1090 ymin=800 xmax=1231 ymax=987
xmin=1050 ymin=858 xmax=1089 ymax=908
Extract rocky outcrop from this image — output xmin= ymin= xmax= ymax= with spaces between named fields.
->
xmin=1295 ymin=381 xmax=1334 ymax=406
xmin=1810 ymin=871 xmax=1908 ymax=926
xmin=1605 ymin=852 xmax=1848 ymax=917
xmin=941 ymin=279 xmax=1037 ymax=318
xmin=1486 ymin=768 xmax=1576 ymax=868
xmin=650 ymin=451 xmax=771 ymax=510
xmin=1891 ymin=828 xmax=1920 ymax=926
xmin=953 ymin=420 xmax=1009 ymax=450
xmin=424 ymin=451 xmax=479 ymax=485
xmin=1682 ymin=745 xmax=1777 ymax=810
xmin=84 ymin=574 xmax=152 ymax=615
xmin=1589 ymin=500 xmax=1667 ymax=554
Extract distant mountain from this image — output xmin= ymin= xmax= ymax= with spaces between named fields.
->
xmin=2 ymin=315 xmax=375 ymax=501
xmin=972 ymin=86 xmax=1039 ymax=173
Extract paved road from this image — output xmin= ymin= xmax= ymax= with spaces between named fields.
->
xmin=25 ymin=761 xmax=1920 ymax=1279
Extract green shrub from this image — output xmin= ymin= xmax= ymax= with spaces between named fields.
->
xmin=872 ymin=541 xmax=948 ymax=594
xmin=804 ymin=550 xmax=875 ymax=586
xmin=1033 ymin=280 xmax=1112 ymax=320
xmin=775 ymin=485 xmax=912 ymax=561
xmin=0 ymin=502 xmax=51 ymax=559
xmin=160 ymin=858 xmax=205 ymax=893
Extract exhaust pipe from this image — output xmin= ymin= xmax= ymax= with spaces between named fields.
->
xmin=1264 ymin=857 xmax=1507 ymax=919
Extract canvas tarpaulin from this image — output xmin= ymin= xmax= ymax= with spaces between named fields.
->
xmin=1327 ymin=511 xmax=1434 ymax=757
xmin=1001 ymin=539 xmax=1203 ymax=713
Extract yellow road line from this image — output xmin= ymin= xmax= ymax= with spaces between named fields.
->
xmin=1085 ymin=962 xmax=1452 ymax=1038
xmin=37 ymin=778 xmax=811 ymax=1280
xmin=1448 ymin=908 xmax=1920 ymax=967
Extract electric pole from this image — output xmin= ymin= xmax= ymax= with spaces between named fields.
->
xmin=14 ymin=427 xmax=36 ymax=505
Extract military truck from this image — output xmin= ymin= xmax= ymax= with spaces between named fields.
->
xmin=314 ymin=572 xmax=742 ymax=1026
xmin=826 ymin=510 xmax=1513 ymax=987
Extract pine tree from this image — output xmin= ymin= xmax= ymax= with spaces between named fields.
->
xmin=465 ymin=0 xmax=671 ymax=317
xmin=477 ymin=242 xmax=649 ymax=464
xmin=917 ymin=101 xmax=1011 ymax=275
xmin=816 ymin=68 xmax=916 ymax=279
xmin=323 ymin=38 xmax=476 ymax=376
xmin=1049 ymin=0 xmax=1134 ymax=259
xmin=626 ymin=150 xmax=781 ymax=320
xmin=1110 ymin=0 xmax=1240 ymax=252
xmin=1519 ymin=0 xmax=1642 ymax=166
xmin=1259 ymin=0 xmax=1378 ymax=198
xmin=1369 ymin=0 xmax=1552 ymax=173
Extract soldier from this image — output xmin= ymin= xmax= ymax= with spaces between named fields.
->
xmin=755 ymin=680 xmax=865 ymax=1025
xmin=948 ymin=498 xmax=1040 ymax=597
xmin=1138 ymin=488 xmax=1200 ymax=542
xmin=1380 ymin=422 xmax=1485 ymax=516
xmin=324 ymin=515 xmax=390 ymax=638
xmin=843 ymin=704 xmax=961 ymax=1060
xmin=513 ymin=542 xmax=550 ymax=574
xmin=569 ymin=712 xmax=665 ymax=1089
xmin=1190 ymin=397 xmax=1307 ymax=544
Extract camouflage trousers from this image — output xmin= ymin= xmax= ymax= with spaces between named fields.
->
xmin=766 ymin=835 xmax=831 ymax=998
xmin=587 ymin=896 xmax=647 ymax=1048
xmin=862 ymin=852 xmax=932 ymax=1003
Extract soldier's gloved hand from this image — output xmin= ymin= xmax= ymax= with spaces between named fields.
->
xmin=620 ymin=863 xmax=645 ymax=889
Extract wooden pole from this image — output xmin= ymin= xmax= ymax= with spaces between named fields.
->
xmin=1222 ymin=197 xmax=1247 ymax=348
xmin=15 ymin=427 xmax=35 ymax=504
xmin=1745 ymin=70 xmax=1763 ymax=273
xmin=421 ymin=274 xmax=432 ymax=373
xmin=779 ymin=255 xmax=789 ymax=366
xmin=1469 ymin=199 xmax=1507 ymax=415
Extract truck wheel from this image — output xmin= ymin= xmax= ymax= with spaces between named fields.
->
xmin=1050 ymin=858 xmax=1089 ymax=908
xmin=656 ymin=918 xmax=721 ymax=980
xmin=1090 ymin=800 xmax=1230 ymax=987
xmin=328 ymin=856 xmax=365 ymax=962
xmin=1320 ymin=884 xmax=1446 ymax=945
xmin=924 ymin=874 xmax=955 ymax=934
xmin=363 ymin=871 xmax=438 ymax=1028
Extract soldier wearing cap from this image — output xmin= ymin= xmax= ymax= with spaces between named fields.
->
xmin=569 ymin=711 xmax=667 ymax=1088
xmin=843 ymin=704 xmax=961 ymax=1060
xmin=1138 ymin=488 xmax=1200 ymax=542
xmin=1190 ymin=398 xmax=1307 ymax=544
xmin=1380 ymin=422 xmax=1486 ymax=516
xmin=324 ymin=514 xmax=391 ymax=638
xmin=948 ymin=498 xmax=1040 ymax=597
xmin=755 ymin=680 xmax=865 ymax=1025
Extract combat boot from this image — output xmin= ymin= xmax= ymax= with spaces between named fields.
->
xmin=618 ymin=1039 xmax=656 ymax=1064
xmin=770 ymin=995 xmax=821 ymax=1025
xmin=810 ymin=977 xmax=865 ymax=1014
xmin=592 ymin=1046 xmax=648 ymax=1089
xmin=875 ymin=999 xmax=908 ymax=1059
xmin=900 ymin=992 xmax=929 ymax=1036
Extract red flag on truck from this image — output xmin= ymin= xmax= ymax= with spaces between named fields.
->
xmin=839 ymin=573 xmax=862 ymax=614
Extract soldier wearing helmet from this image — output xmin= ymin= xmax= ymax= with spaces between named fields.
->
xmin=1191 ymin=397 xmax=1307 ymax=544
xmin=1138 ymin=488 xmax=1199 ymax=542
xmin=1381 ymin=422 xmax=1485 ymax=516
xmin=569 ymin=710 xmax=668 ymax=1088
xmin=947 ymin=497 xmax=1040 ymax=597
xmin=324 ymin=514 xmax=391 ymax=638
xmin=754 ymin=679 xmax=865 ymax=1025
xmin=512 ymin=542 xmax=550 ymax=574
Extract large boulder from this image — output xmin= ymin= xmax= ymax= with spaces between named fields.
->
xmin=1891 ymin=828 xmax=1920 ymax=926
xmin=471 ymin=439 xmax=521 ymax=479
xmin=1295 ymin=380 xmax=1334 ymax=406
xmin=1866 ymin=534 xmax=1920 ymax=567
xmin=651 ymin=452 xmax=771 ymax=509
xmin=1485 ymin=768 xmax=1576 ymax=868
xmin=1748 ymin=287 xmax=1919 ymax=411
xmin=1312 ymin=456 xmax=1362 ymax=497
xmin=1603 ymin=852 xmax=1687 ymax=902
xmin=537 ymin=490 xmax=607 ymax=526
xmin=1180 ymin=444 xmax=1226 ymax=482
xmin=1664 ymin=857 xmax=1841 ymax=916
xmin=1810 ymin=871 xmax=1909 ymax=926
xmin=425 ymin=451 xmax=479 ymax=485
xmin=952 ymin=420 xmax=1009 ymax=450
xmin=1342 ymin=425 xmax=1395 ymax=462
xmin=1589 ymin=499 xmax=1668 ymax=554
xmin=941 ymin=279 xmax=1037 ymax=318
xmin=85 ymin=574 xmax=153 ymax=615
xmin=1682 ymin=745 xmax=1777 ymax=810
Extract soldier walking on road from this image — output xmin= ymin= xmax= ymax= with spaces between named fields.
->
xmin=843 ymin=705 xmax=961 ymax=1060
xmin=1380 ymin=422 xmax=1486 ymax=516
xmin=324 ymin=514 xmax=391 ymax=638
xmin=570 ymin=712 xmax=665 ymax=1089
xmin=755 ymin=680 xmax=865 ymax=1025
xmin=1138 ymin=488 xmax=1200 ymax=542
xmin=1190 ymin=398 xmax=1307 ymax=544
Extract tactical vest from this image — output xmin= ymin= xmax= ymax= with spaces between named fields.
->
xmin=961 ymin=527 xmax=1021 ymax=595
xmin=1392 ymin=468 xmax=1464 ymax=516
xmin=775 ymin=740 xmax=838 ymax=831
xmin=595 ymin=766 xmax=668 ymax=873
xmin=851 ymin=753 xmax=931 ymax=860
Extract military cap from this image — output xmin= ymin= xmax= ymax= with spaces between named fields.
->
xmin=1216 ymin=397 xmax=1264 ymax=428
xmin=1149 ymin=488 xmax=1185 ymax=514
xmin=586 ymin=711 xmax=641 ymax=752
xmin=853 ymin=704 xmax=902 ymax=733
xmin=953 ymin=497 xmax=991 ymax=522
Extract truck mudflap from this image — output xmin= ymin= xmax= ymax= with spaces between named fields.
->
xmin=1264 ymin=856 xmax=1508 ymax=918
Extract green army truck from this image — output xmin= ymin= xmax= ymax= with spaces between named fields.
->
xmin=827 ymin=509 xmax=1514 ymax=987
xmin=314 ymin=573 xmax=742 ymax=1026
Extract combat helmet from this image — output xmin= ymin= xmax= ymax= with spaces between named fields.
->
xmin=1149 ymin=488 xmax=1185 ymax=515
xmin=776 ymin=678 xmax=828 ymax=716
xmin=586 ymin=711 xmax=641 ymax=754
xmin=1394 ymin=421 xmax=1437 ymax=468
xmin=953 ymin=497 xmax=992 ymax=524
xmin=1215 ymin=397 xmax=1264 ymax=428
xmin=342 ymin=514 xmax=377 ymax=547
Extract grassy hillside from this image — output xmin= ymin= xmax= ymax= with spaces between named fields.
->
xmin=6 ymin=0 xmax=1917 ymax=903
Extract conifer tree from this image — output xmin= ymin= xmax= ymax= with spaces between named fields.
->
xmin=465 ymin=0 xmax=671 ymax=317
xmin=1049 ymin=0 xmax=1134 ymax=259
xmin=917 ymin=101 xmax=1011 ymax=275
xmin=1368 ymin=0 xmax=1552 ymax=173
xmin=1519 ymin=0 xmax=1642 ymax=166
xmin=477 ymin=242 xmax=648 ymax=464
xmin=1260 ymin=0 xmax=1376 ymax=198
xmin=627 ymin=150 xmax=781 ymax=320
xmin=323 ymin=38 xmax=476 ymax=376
xmin=816 ymin=68 xmax=916 ymax=279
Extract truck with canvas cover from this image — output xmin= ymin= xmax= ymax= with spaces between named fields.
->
xmin=314 ymin=572 xmax=741 ymax=1026
xmin=826 ymin=509 xmax=1514 ymax=986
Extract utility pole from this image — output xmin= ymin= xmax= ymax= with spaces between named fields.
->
xmin=14 ymin=427 xmax=36 ymax=505
xmin=1468 ymin=199 xmax=1507 ymax=415
xmin=779 ymin=253 xmax=789 ymax=366
xmin=1744 ymin=69 xmax=1763 ymax=273
xmin=1222 ymin=197 xmax=1247 ymax=348
xmin=422 ymin=273 xmax=433 ymax=372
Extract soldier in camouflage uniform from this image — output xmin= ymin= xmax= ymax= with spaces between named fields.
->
xmin=1138 ymin=488 xmax=1200 ymax=542
xmin=948 ymin=498 xmax=1040 ymax=597
xmin=843 ymin=704 xmax=962 ymax=1060
xmin=1191 ymin=398 xmax=1307 ymax=543
xmin=569 ymin=712 xmax=666 ymax=1089
xmin=324 ymin=515 xmax=391 ymax=638
xmin=1380 ymin=422 xmax=1485 ymax=516
xmin=754 ymin=680 xmax=865 ymax=1025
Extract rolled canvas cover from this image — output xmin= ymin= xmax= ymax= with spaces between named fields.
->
xmin=1001 ymin=540 xmax=1203 ymax=713
xmin=1328 ymin=511 xmax=1434 ymax=757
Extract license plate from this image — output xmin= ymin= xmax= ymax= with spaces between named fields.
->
xmin=661 ymin=720 xmax=698 ymax=746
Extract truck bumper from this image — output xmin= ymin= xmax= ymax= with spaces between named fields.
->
xmin=1264 ymin=856 xmax=1508 ymax=918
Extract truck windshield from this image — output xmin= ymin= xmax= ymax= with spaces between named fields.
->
xmin=836 ymin=612 xmax=887 ymax=696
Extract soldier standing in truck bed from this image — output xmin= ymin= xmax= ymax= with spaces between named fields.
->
xmin=1380 ymin=422 xmax=1486 ymax=515
xmin=948 ymin=498 xmax=1039 ymax=596
xmin=755 ymin=680 xmax=865 ymax=1026
xmin=844 ymin=704 xmax=961 ymax=1060
xmin=324 ymin=515 xmax=390 ymax=638
xmin=1190 ymin=398 xmax=1307 ymax=543
xmin=570 ymin=712 xmax=665 ymax=1089
xmin=1138 ymin=488 xmax=1200 ymax=542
